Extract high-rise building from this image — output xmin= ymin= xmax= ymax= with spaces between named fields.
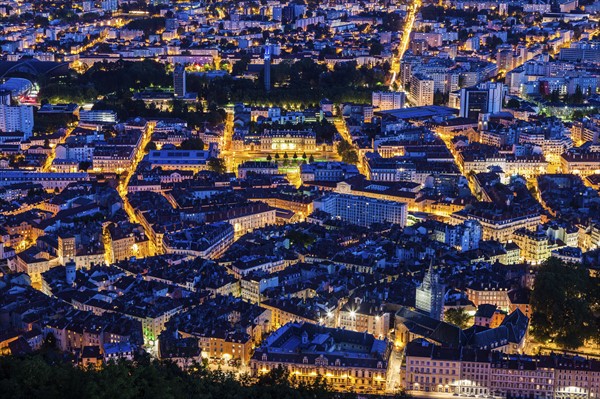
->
xmin=415 ymin=262 xmax=446 ymax=320
xmin=0 ymin=89 xmax=10 ymax=105
xmin=410 ymin=74 xmax=435 ymax=106
xmin=372 ymin=91 xmax=406 ymax=111
xmin=264 ymin=43 xmax=271 ymax=92
xmin=173 ymin=64 xmax=186 ymax=97
xmin=459 ymin=82 xmax=504 ymax=119
xmin=0 ymin=104 xmax=34 ymax=137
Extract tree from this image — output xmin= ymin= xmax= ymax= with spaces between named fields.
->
xmin=571 ymin=85 xmax=584 ymax=104
xmin=145 ymin=141 xmax=157 ymax=152
xmin=336 ymin=140 xmax=353 ymax=157
xmin=179 ymin=138 xmax=204 ymax=150
xmin=530 ymin=258 xmax=599 ymax=349
xmin=207 ymin=157 xmax=226 ymax=174
xmin=309 ymin=154 xmax=315 ymax=163
xmin=78 ymin=161 xmax=92 ymax=171
xmin=341 ymin=149 xmax=359 ymax=164
xmin=302 ymin=152 xmax=307 ymax=160
xmin=266 ymin=154 xmax=272 ymax=161
xmin=506 ymin=98 xmax=521 ymax=109
xmin=444 ymin=307 xmax=473 ymax=329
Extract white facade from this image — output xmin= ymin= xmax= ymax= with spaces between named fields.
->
xmin=0 ymin=105 xmax=34 ymax=137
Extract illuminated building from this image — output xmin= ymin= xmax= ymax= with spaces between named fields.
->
xmin=458 ymin=83 xmax=505 ymax=119
xmin=372 ymin=91 xmax=405 ymax=111
xmin=410 ymin=74 xmax=435 ymax=106
xmin=0 ymin=104 xmax=34 ymax=138
xmin=313 ymin=193 xmax=408 ymax=228
xmin=251 ymin=322 xmax=391 ymax=393
xmin=232 ymin=129 xmax=319 ymax=154
xmin=561 ymin=152 xmax=600 ymax=177
xmin=338 ymin=299 xmax=390 ymax=339
xmin=173 ymin=64 xmax=186 ymax=98
xmin=415 ymin=262 xmax=446 ymax=320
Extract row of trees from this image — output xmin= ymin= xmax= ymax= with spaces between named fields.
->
xmin=0 ymin=353 xmax=411 ymax=399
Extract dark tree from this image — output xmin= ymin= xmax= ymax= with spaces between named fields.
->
xmin=530 ymin=258 xmax=599 ymax=349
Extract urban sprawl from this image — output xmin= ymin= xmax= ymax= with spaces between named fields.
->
xmin=0 ymin=0 xmax=599 ymax=398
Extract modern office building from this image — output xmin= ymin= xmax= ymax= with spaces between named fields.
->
xmin=459 ymin=82 xmax=504 ymax=119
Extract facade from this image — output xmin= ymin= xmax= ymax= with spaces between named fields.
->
xmin=338 ymin=300 xmax=390 ymax=339
xmin=233 ymin=129 xmax=320 ymax=154
xmin=561 ymin=152 xmax=600 ymax=177
xmin=250 ymin=322 xmax=391 ymax=394
xmin=459 ymin=83 xmax=504 ymax=119
xmin=173 ymin=64 xmax=186 ymax=98
xmin=405 ymin=341 xmax=600 ymax=398
xmin=415 ymin=263 xmax=446 ymax=320
xmin=300 ymin=162 xmax=359 ymax=183
xmin=372 ymin=91 xmax=405 ymax=111
xmin=313 ymin=193 xmax=408 ymax=228
xmin=147 ymin=145 xmax=218 ymax=171
xmin=0 ymin=104 xmax=34 ymax=137
xmin=410 ymin=74 xmax=435 ymax=106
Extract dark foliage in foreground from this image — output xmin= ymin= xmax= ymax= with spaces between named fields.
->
xmin=0 ymin=353 xmax=411 ymax=399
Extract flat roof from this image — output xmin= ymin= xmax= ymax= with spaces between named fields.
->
xmin=377 ymin=105 xmax=458 ymax=120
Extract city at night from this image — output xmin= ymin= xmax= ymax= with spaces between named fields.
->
xmin=0 ymin=0 xmax=599 ymax=398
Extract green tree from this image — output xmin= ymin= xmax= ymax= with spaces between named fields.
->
xmin=341 ymin=149 xmax=359 ymax=164
xmin=207 ymin=157 xmax=226 ymax=174
xmin=336 ymin=139 xmax=353 ymax=157
xmin=444 ymin=307 xmax=473 ymax=329
xmin=530 ymin=258 xmax=599 ymax=349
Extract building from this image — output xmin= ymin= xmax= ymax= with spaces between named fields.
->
xmin=264 ymin=43 xmax=271 ymax=92
xmin=300 ymin=162 xmax=359 ymax=183
xmin=250 ymin=322 xmax=391 ymax=394
xmin=232 ymin=129 xmax=320 ymax=154
xmin=147 ymin=144 xmax=218 ymax=171
xmin=372 ymin=91 xmax=405 ymax=111
xmin=173 ymin=64 xmax=186 ymax=98
xmin=404 ymin=339 xmax=462 ymax=394
xmin=0 ymin=104 xmax=34 ymax=137
xmin=79 ymin=110 xmax=118 ymax=125
xmin=410 ymin=74 xmax=435 ymax=106
xmin=459 ymin=83 xmax=504 ymax=119
xmin=561 ymin=152 xmax=600 ymax=177
xmin=338 ymin=298 xmax=390 ymax=339
xmin=404 ymin=342 xmax=600 ymax=398
xmin=415 ymin=263 xmax=446 ymax=320
xmin=238 ymin=161 xmax=279 ymax=178
xmin=313 ymin=193 xmax=407 ymax=228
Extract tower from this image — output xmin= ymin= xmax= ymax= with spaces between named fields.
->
xmin=264 ymin=43 xmax=271 ymax=92
xmin=173 ymin=64 xmax=186 ymax=98
xmin=415 ymin=261 xmax=446 ymax=320
xmin=65 ymin=260 xmax=76 ymax=286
